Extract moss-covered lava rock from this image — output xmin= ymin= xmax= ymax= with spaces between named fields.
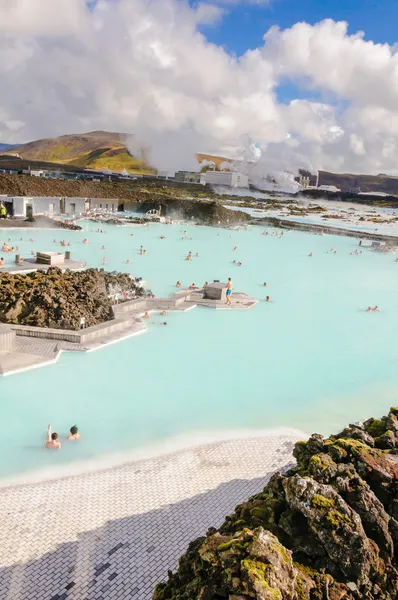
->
xmin=153 ymin=408 xmax=398 ymax=600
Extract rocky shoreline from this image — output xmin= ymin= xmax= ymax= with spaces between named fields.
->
xmin=0 ymin=268 xmax=149 ymax=330
xmin=257 ymin=215 xmax=398 ymax=245
xmin=154 ymin=407 xmax=398 ymax=599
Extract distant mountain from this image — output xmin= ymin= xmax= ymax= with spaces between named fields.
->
xmin=301 ymin=170 xmax=398 ymax=196
xmin=0 ymin=143 xmax=16 ymax=153
xmin=0 ymin=131 xmax=153 ymax=174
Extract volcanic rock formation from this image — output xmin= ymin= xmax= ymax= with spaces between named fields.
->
xmin=0 ymin=268 xmax=148 ymax=330
xmin=153 ymin=408 xmax=398 ymax=600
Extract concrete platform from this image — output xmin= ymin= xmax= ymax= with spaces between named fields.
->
xmin=0 ymin=257 xmax=87 ymax=274
xmin=0 ymin=288 xmax=258 ymax=376
xmin=0 ymin=350 xmax=56 ymax=375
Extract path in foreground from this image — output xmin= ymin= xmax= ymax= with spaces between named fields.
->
xmin=0 ymin=432 xmax=302 ymax=600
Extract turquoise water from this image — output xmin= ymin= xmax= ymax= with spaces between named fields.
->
xmin=1 ymin=221 xmax=398 ymax=482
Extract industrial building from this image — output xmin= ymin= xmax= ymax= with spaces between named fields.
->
xmin=174 ymin=171 xmax=202 ymax=184
xmin=201 ymin=171 xmax=249 ymax=188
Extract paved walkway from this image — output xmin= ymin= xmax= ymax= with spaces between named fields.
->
xmin=0 ymin=432 xmax=302 ymax=600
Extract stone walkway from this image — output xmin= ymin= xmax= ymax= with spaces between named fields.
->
xmin=0 ymin=432 xmax=302 ymax=600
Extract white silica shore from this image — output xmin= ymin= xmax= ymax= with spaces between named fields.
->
xmin=0 ymin=430 xmax=304 ymax=600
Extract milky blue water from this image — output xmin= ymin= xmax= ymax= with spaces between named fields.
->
xmin=1 ymin=221 xmax=398 ymax=483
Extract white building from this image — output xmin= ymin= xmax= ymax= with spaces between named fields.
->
xmin=201 ymin=171 xmax=249 ymax=188
xmin=6 ymin=196 xmax=116 ymax=217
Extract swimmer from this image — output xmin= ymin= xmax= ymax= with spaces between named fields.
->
xmin=373 ymin=305 xmax=380 ymax=312
xmin=195 ymin=253 xmax=199 ymax=257
xmin=83 ymin=239 xmax=88 ymax=244
xmin=160 ymin=235 xmax=166 ymax=239
xmin=67 ymin=242 xmax=71 ymax=247
xmin=15 ymin=246 xmax=19 ymax=251
xmin=308 ymin=253 xmax=313 ymax=257
xmin=101 ymin=246 xmax=106 ymax=250
xmin=233 ymin=246 xmax=237 ymax=251
xmin=143 ymin=311 xmax=150 ymax=319
xmin=203 ymin=281 xmax=208 ymax=288
xmin=237 ymin=262 xmax=242 ymax=267
xmin=189 ymin=283 xmax=198 ymax=289
xmin=263 ymin=282 xmax=267 ymax=287
xmin=176 ymin=281 xmax=182 ymax=288
xmin=102 ymin=257 xmax=107 ymax=265
xmin=0 ymin=257 xmax=4 ymax=266
xmin=185 ymin=251 xmax=192 ymax=261
xmin=160 ymin=311 xmax=167 ymax=316
xmin=126 ymin=259 xmax=131 ymax=264
xmin=266 ymin=296 xmax=271 ymax=302
xmin=67 ymin=425 xmax=80 ymax=440
xmin=366 ymin=306 xmax=372 ymax=312
xmin=130 ymin=233 xmax=134 ymax=237
xmin=45 ymin=424 xmax=61 ymax=450
xmin=31 ymin=250 xmax=35 ymax=256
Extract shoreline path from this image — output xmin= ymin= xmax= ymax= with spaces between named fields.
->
xmin=0 ymin=431 xmax=302 ymax=600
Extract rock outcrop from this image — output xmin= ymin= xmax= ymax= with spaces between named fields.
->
xmin=0 ymin=268 xmax=149 ymax=330
xmin=153 ymin=408 xmax=398 ymax=600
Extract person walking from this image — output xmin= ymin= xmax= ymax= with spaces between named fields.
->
xmin=226 ymin=277 xmax=233 ymax=305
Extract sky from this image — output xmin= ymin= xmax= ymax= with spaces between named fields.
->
xmin=0 ymin=0 xmax=398 ymax=176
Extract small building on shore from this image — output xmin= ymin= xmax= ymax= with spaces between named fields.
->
xmin=3 ymin=195 xmax=119 ymax=217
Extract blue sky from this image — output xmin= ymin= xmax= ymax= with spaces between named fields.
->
xmin=199 ymin=0 xmax=397 ymax=56
xmin=194 ymin=0 xmax=397 ymax=105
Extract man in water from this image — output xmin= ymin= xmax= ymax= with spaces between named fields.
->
xmin=226 ymin=277 xmax=233 ymax=305
xmin=45 ymin=424 xmax=61 ymax=450
xmin=67 ymin=425 xmax=80 ymax=440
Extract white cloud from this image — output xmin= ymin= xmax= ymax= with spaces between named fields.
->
xmin=0 ymin=1 xmax=397 ymax=177
xmin=194 ymin=3 xmax=225 ymax=25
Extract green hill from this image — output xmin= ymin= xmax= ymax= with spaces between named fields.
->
xmin=1 ymin=130 xmax=154 ymax=174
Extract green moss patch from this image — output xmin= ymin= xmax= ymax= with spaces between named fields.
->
xmin=311 ymin=494 xmax=335 ymax=509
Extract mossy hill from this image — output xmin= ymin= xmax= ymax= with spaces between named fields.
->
xmin=1 ymin=130 xmax=153 ymax=174
xmin=154 ymin=408 xmax=398 ymax=600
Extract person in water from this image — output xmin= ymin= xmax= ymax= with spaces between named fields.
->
xmin=67 ymin=425 xmax=80 ymax=440
xmin=0 ymin=257 xmax=4 ymax=266
xmin=143 ymin=311 xmax=150 ymax=319
xmin=45 ymin=424 xmax=61 ymax=450
xmin=266 ymin=296 xmax=271 ymax=302
xmin=226 ymin=277 xmax=233 ymax=305
xmin=176 ymin=281 xmax=181 ymax=288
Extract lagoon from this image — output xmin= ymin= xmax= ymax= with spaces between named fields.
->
xmin=0 ymin=220 xmax=397 ymax=483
